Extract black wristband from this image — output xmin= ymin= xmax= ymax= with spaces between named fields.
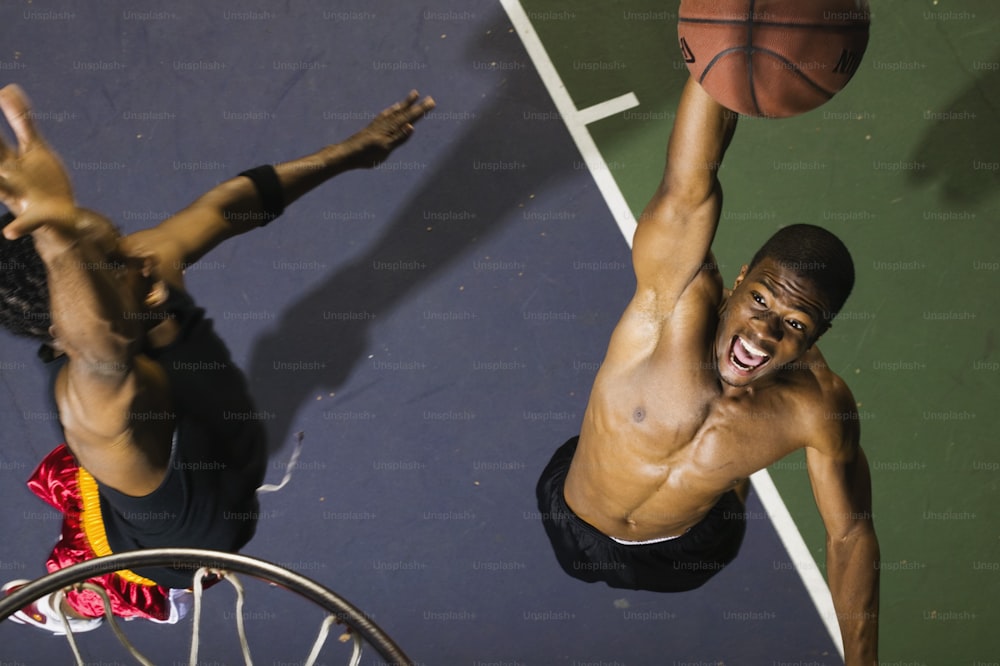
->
xmin=237 ymin=165 xmax=285 ymax=225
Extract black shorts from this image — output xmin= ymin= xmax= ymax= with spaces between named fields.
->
xmin=536 ymin=437 xmax=746 ymax=593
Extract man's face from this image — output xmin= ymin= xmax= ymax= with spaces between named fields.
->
xmin=714 ymin=257 xmax=830 ymax=388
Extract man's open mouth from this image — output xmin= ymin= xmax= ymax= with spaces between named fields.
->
xmin=728 ymin=335 xmax=771 ymax=373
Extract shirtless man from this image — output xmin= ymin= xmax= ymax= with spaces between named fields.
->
xmin=0 ymin=84 xmax=433 ymax=632
xmin=536 ymin=77 xmax=879 ymax=664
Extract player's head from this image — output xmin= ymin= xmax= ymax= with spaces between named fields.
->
xmin=716 ymin=224 xmax=854 ymax=387
xmin=0 ymin=211 xmax=171 ymax=347
xmin=747 ymin=224 xmax=855 ymax=320
xmin=0 ymin=212 xmax=53 ymax=342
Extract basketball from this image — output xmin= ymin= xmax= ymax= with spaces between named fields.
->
xmin=677 ymin=0 xmax=871 ymax=118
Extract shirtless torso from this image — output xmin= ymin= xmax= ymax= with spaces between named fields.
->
xmin=565 ymin=265 xmax=853 ymax=542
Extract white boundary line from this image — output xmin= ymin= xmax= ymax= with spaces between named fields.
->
xmin=750 ymin=469 xmax=844 ymax=657
xmin=499 ymin=0 xmax=637 ymax=243
xmin=577 ymin=92 xmax=640 ymax=126
xmin=499 ymin=0 xmax=844 ymax=659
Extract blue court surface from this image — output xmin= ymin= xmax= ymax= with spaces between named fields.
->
xmin=0 ymin=1 xmax=994 ymax=664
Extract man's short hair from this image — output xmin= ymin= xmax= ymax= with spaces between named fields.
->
xmin=0 ymin=212 xmax=52 ymax=341
xmin=748 ymin=223 xmax=855 ymax=324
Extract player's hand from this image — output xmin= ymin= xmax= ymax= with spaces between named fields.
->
xmin=340 ymin=90 xmax=435 ymax=169
xmin=0 ymin=84 xmax=80 ymax=240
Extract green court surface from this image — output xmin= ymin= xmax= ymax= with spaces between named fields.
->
xmin=521 ymin=1 xmax=998 ymax=663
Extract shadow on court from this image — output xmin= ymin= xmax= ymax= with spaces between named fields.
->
xmin=245 ymin=30 xmax=578 ymax=457
xmin=907 ymin=46 xmax=1000 ymax=203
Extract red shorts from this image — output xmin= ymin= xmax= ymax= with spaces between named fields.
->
xmin=26 ymin=445 xmax=175 ymax=621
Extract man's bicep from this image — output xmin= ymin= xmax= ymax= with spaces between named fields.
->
xmin=125 ymin=177 xmax=259 ymax=273
xmin=149 ymin=201 xmax=234 ymax=266
xmin=631 ymin=181 xmax=722 ymax=302
xmin=57 ymin=356 xmax=171 ymax=443
xmin=805 ymin=442 xmax=875 ymax=540
xmin=56 ymin=357 xmax=176 ymax=495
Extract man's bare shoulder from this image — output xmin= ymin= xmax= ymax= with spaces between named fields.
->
xmin=792 ymin=349 xmax=860 ymax=459
xmin=633 ymin=260 xmax=723 ymax=335
xmin=602 ymin=261 xmax=722 ymax=371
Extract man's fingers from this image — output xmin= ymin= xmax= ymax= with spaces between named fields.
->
xmin=0 ymin=84 xmax=39 ymax=149
xmin=418 ymin=95 xmax=436 ymax=114
xmin=386 ymin=90 xmax=419 ymax=116
xmin=0 ymin=175 xmax=20 ymax=214
xmin=404 ymin=95 xmax=435 ymax=125
xmin=2 ymin=214 xmax=36 ymax=240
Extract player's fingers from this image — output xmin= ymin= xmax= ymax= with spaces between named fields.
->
xmin=384 ymin=90 xmax=418 ymax=117
xmin=0 ymin=172 xmax=19 ymax=203
xmin=2 ymin=213 xmax=37 ymax=240
xmin=405 ymin=96 xmax=435 ymax=124
xmin=0 ymin=122 xmax=15 ymax=162
xmin=0 ymin=85 xmax=39 ymax=149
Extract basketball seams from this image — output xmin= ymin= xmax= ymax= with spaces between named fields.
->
xmin=699 ymin=50 xmax=838 ymax=96
xmin=747 ymin=0 xmax=761 ymax=116
xmin=753 ymin=49 xmax=837 ymax=99
xmin=677 ymin=0 xmax=869 ymax=117
xmin=699 ymin=47 xmax=745 ymax=85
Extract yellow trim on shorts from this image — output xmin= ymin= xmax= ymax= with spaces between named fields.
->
xmin=77 ymin=467 xmax=159 ymax=587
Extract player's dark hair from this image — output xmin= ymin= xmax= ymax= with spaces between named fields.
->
xmin=748 ymin=224 xmax=854 ymax=324
xmin=0 ymin=212 xmax=52 ymax=341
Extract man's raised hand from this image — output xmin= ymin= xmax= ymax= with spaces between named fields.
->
xmin=341 ymin=90 xmax=435 ymax=169
xmin=0 ymin=84 xmax=79 ymax=241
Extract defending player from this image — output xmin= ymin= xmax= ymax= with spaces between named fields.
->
xmin=0 ymin=84 xmax=434 ymax=632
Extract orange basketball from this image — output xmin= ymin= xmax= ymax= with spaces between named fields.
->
xmin=678 ymin=0 xmax=871 ymax=118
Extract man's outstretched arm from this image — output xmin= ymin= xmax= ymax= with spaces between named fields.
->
xmin=122 ymin=91 xmax=435 ymax=285
xmin=806 ymin=396 xmax=880 ymax=666
xmin=632 ymin=77 xmax=737 ymax=307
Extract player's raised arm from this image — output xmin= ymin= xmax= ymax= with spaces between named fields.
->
xmin=0 ymin=85 xmax=174 ymax=495
xmin=121 ymin=91 xmax=435 ymax=286
xmin=0 ymin=85 xmax=142 ymax=366
xmin=632 ymin=77 xmax=736 ymax=306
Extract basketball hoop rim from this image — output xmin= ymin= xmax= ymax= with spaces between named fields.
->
xmin=0 ymin=547 xmax=414 ymax=665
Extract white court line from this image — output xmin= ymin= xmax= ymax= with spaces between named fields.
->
xmin=499 ymin=0 xmax=845 ymax=660
xmin=750 ymin=469 xmax=844 ymax=657
xmin=577 ymin=92 xmax=640 ymax=126
xmin=498 ymin=0 xmax=637 ymax=244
